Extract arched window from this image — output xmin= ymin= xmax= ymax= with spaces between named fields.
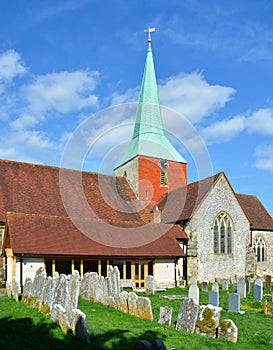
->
xmin=213 ymin=212 xmax=233 ymax=254
xmin=253 ymin=236 xmax=266 ymax=262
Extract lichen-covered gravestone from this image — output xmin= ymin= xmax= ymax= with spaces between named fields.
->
xmin=128 ymin=292 xmax=139 ymax=317
xmin=195 ymin=305 xmax=221 ymax=338
xmin=219 ymin=319 xmax=238 ymax=343
xmin=176 ymin=298 xmax=199 ymax=333
xmin=137 ymin=296 xmax=153 ymax=321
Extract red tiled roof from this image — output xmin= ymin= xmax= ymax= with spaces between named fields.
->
xmin=3 ymin=212 xmax=187 ymax=257
xmin=236 ymin=193 xmax=273 ymax=231
xmin=157 ymin=173 xmax=222 ymax=223
xmin=0 ymin=159 xmax=141 ymax=224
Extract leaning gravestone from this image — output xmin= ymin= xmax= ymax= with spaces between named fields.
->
xmin=176 ymin=298 xmax=199 ymax=333
xmin=158 ymin=306 xmax=173 ymax=326
xmin=189 ymin=278 xmax=199 ymax=305
xmin=219 ymin=319 xmax=238 ymax=343
xmin=237 ymin=278 xmax=246 ymax=299
xmin=145 ymin=275 xmax=155 ymax=295
xmin=208 ymin=291 xmax=219 ymax=307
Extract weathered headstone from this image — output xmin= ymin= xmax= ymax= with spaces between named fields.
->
xmin=202 ymin=281 xmax=208 ymax=292
xmin=73 ymin=309 xmax=90 ymax=343
xmin=145 ymin=275 xmax=155 ymax=295
xmin=211 ymin=282 xmax=219 ymax=293
xmin=137 ymin=296 xmax=153 ymax=321
xmin=222 ymin=279 xmax=229 ymax=291
xmin=228 ymin=293 xmax=245 ymax=314
xmin=6 ymin=280 xmax=12 ymax=298
xmin=176 ymin=298 xmax=199 ymax=333
xmin=128 ymin=292 xmax=139 ymax=317
xmin=158 ymin=306 xmax=173 ymax=326
xmin=266 ymin=275 xmax=272 ymax=291
xmin=219 ymin=319 xmax=238 ymax=343
xmin=208 ymin=291 xmax=219 ymax=307
xmin=189 ymin=278 xmax=199 ymax=305
xmin=237 ymin=278 xmax=246 ymax=299
xmin=195 ymin=304 xmax=221 ymax=338
xmin=119 ymin=291 xmax=129 ymax=313
xmin=246 ymin=278 xmax=250 ymax=294
xmin=232 ymin=282 xmax=237 ymax=293
xmin=11 ymin=277 xmax=19 ymax=302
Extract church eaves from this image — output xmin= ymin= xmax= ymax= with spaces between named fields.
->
xmin=115 ymin=29 xmax=186 ymax=169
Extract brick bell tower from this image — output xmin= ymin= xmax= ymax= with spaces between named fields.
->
xmin=114 ymin=27 xmax=187 ymax=203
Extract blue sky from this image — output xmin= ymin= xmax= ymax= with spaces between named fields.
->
xmin=0 ymin=0 xmax=273 ymax=216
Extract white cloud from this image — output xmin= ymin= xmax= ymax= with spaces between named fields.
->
xmin=20 ymin=70 xmax=99 ymax=115
xmin=201 ymin=115 xmax=245 ymax=143
xmin=254 ymin=144 xmax=273 ymax=172
xmin=246 ymin=108 xmax=273 ymax=135
xmin=0 ymin=50 xmax=26 ymax=83
xmin=159 ymin=72 xmax=235 ymax=123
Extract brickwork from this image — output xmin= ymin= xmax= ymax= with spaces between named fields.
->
xmin=115 ymin=155 xmax=186 ymax=202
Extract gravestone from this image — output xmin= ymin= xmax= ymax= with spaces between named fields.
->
xmin=228 ymin=293 xmax=245 ymax=314
xmin=188 ymin=278 xmax=199 ymax=305
xmin=222 ymin=279 xmax=229 ymax=291
xmin=137 ymin=296 xmax=153 ymax=321
xmin=11 ymin=277 xmax=19 ymax=302
xmin=246 ymin=278 xmax=250 ymax=294
xmin=253 ymin=284 xmax=263 ymax=300
xmin=219 ymin=319 xmax=238 ymax=343
xmin=232 ymin=282 xmax=237 ymax=293
xmin=208 ymin=291 xmax=219 ymax=307
xmin=266 ymin=276 xmax=271 ymax=292
xmin=212 ymin=282 xmax=219 ymax=293
xmin=237 ymin=278 xmax=246 ymax=299
xmin=119 ymin=291 xmax=129 ymax=313
xmin=176 ymin=298 xmax=199 ymax=333
xmin=74 ymin=310 xmax=90 ymax=343
xmin=195 ymin=304 xmax=221 ymax=338
xmin=6 ymin=281 xmax=12 ymax=298
xmin=158 ymin=306 xmax=173 ymax=326
xmin=128 ymin=292 xmax=139 ymax=317
xmin=145 ymin=275 xmax=155 ymax=295
xmin=202 ymin=281 xmax=208 ymax=292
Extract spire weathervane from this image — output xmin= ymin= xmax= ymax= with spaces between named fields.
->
xmin=144 ymin=26 xmax=155 ymax=43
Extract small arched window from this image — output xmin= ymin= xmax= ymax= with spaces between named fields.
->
xmin=213 ymin=212 xmax=233 ymax=254
xmin=253 ymin=236 xmax=266 ymax=262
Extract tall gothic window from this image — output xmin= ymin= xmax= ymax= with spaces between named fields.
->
xmin=213 ymin=212 xmax=233 ymax=254
xmin=253 ymin=236 xmax=265 ymax=262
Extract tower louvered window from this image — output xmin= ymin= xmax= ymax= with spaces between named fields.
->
xmin=213 ymin=212 xmax=233 ymax=254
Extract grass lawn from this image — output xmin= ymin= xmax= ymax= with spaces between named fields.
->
xmin=0 ymin=284 xmax=273 ymax=349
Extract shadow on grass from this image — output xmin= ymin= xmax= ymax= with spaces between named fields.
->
xmin=0 ymin=316 xmax=164 ymax=350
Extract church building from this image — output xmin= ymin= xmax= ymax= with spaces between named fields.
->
xmin=2 ymin=29 xmax=273 ymax=289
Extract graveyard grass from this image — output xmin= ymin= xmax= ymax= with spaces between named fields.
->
xmin=1 ymin=284 xmax=273 ymax=350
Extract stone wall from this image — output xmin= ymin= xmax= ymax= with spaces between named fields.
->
xmin=114 ymin=157 xmax=139 ymax=198
xmin=0 ymin=224 xmax=5 ymax=287
xmin=186 ymin=175 xmax=249 ymax=281
xmin=252 ymin=230 xmax=273 ymax=278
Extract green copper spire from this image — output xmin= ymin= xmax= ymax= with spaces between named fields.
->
xmin=115 ymin=28 xmax=186 ymax=169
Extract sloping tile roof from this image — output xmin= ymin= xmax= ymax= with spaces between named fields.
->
xmin=0 ymin=159 xmax=141 ymax=224
xmin=236 ymin=193 xmax=273 ymax=231
xmin=157 ymin=173 xmax=222 ymax=223
xmin=3 ymin=212 xmax=187 ymax=257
